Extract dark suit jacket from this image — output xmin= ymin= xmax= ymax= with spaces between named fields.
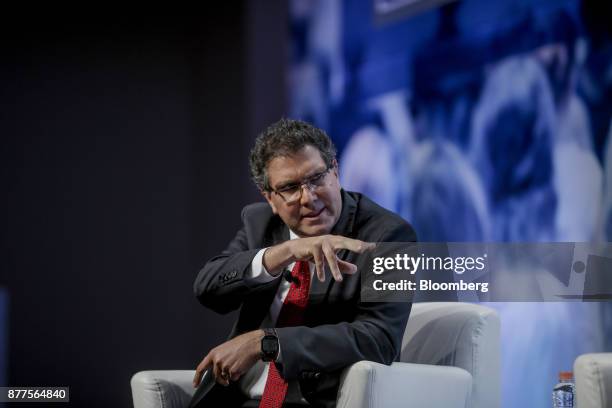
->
xmin=191 ymin=190 xmax=416 ymax=408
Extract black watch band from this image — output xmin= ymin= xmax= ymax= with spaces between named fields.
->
xmin=261 ymin=328 xmax=279 ymax=362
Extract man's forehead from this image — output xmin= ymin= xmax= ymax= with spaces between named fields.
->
xmin=266 ymin=147 xmax=326 ymax=185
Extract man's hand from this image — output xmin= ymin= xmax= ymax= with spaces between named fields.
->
xmin=264 ymin=235 xmax=375 ymax=282
xmin=192 ymin=329 xmax=264 ymax=388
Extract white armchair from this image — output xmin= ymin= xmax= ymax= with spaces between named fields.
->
xmin=131 ymin=302 xmax=500 ymax=408
xmin=574 ymin=353 xmax=612 ymax=408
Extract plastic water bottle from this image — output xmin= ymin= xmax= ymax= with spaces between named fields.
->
xmin=552 ymin=371 xmax=575 ymax=407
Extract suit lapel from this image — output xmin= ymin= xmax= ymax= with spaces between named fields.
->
xmin=237 ymin=218 xmax=289 ymax=334
xmin=331 ymin=190 xmax=358 ymax=238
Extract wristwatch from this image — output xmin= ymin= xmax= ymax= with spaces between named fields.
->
xmin=261 ymin=328 xmax=279 ymax=362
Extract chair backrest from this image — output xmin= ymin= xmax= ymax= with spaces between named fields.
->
xmin=401 ymin=302 xmax=500 ymax=408
xmin=574 ymin=353 xmax=612 ymax=408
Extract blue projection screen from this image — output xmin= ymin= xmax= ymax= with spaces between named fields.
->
xmin=288 ymin=0 xmax=612 ymax=406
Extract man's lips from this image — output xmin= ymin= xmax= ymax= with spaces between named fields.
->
xmin=301 ymin=207 xmax=325 ymax=219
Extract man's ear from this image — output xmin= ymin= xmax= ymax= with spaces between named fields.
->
xmin=261 ymin=190 xmax=279 ymax=214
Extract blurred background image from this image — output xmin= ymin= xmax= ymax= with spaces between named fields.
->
xmin=288 ymin=0 xmax=612 ymax=406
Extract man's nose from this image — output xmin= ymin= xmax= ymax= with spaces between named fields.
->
xmin=299 ymin=184 xmax=318 ymax=205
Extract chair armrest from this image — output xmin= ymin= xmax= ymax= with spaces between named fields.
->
xmin=575 ymin=353 xmax=612 ymax=408
xmin=337 ymin=361 xmax=472 ymax=408
xmin=131 ymin=370 xmax=196 ymax=408
xmin=403 ymin=302 xmax=500 ymax=408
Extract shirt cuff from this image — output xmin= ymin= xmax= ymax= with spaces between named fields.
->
xmin=247 ymin=248 xmax=277 ymax=284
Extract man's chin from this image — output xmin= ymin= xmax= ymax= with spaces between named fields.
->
xmin=296 ymin=222 xmax=333 ymax=237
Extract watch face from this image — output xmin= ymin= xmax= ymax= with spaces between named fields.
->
xmin=262 ymin=336 xmax=278 ymax=353
xmin=261 ymin=334 xmax=278 ymax=362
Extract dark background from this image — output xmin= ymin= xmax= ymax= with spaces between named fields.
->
xmin=0 ymin=3 xmax=287 ymax=407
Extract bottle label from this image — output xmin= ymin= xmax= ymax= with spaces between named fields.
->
xmin=552 ymin=390 xmax=574 ymax=407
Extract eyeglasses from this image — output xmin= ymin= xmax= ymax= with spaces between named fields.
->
xmin=271 ymin=167 xmax=333 ymax=205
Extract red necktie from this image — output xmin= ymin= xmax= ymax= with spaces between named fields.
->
xmin=259 ymin=260 xmax=311 ymax=408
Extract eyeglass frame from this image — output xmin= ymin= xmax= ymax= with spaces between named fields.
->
xmin=268 ymin=165 xmax=335 ymax=204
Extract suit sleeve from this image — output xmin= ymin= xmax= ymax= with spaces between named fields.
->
xmin=275 ymin=221 xmax=417 ymax=381
xmin=193 ymin=224 xmax=279 ymax=315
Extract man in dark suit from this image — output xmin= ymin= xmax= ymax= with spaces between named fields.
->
xmin=191 ymin=119 xmax=416 ymax=408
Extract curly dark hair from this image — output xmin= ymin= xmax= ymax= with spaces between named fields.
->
xmin=249 ymin=118 xmax=337 ymax=191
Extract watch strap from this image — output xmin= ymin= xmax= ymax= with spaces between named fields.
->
xmin=263 ymin=328 xmax=277 ymax=337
